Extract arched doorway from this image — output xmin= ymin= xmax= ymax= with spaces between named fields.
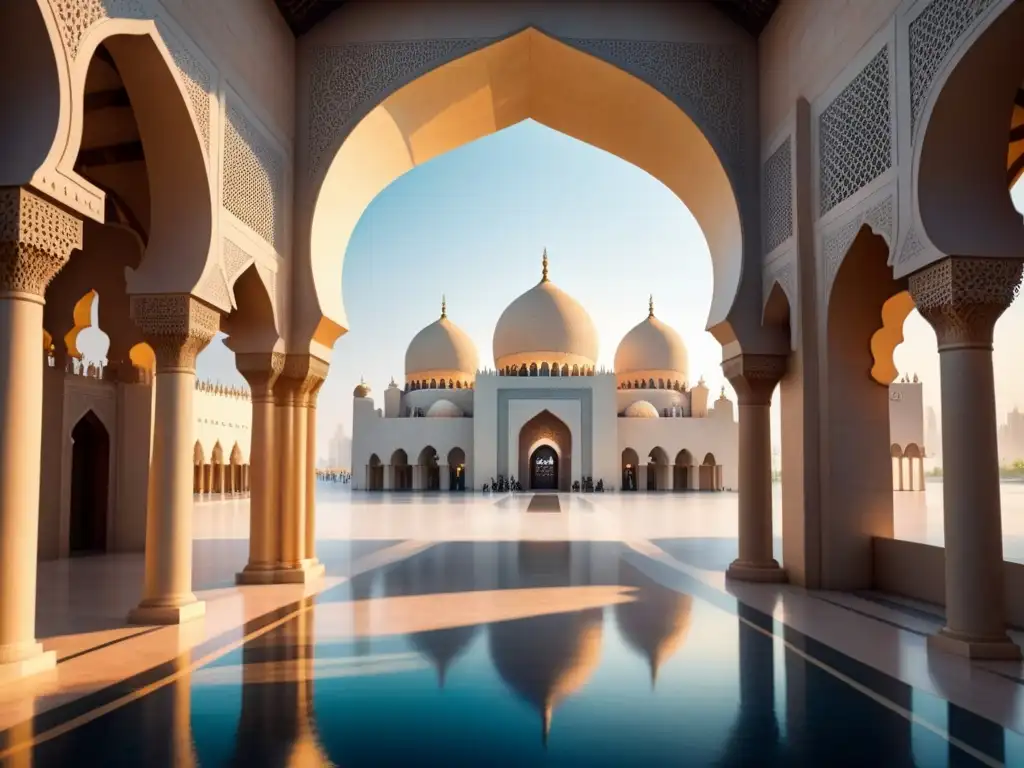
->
xmin=530 ymin=445 xmax=559 ymax=491
xmin=448 ymin=447 xmax=467 ymax=491
xmin=391 ymin=449 xmax=411 ymax=490
xmin=518 ymin=410 xmax=572 ymax=491
xmin=368 ymin=453 xmax=383 ymax=491
xmin=890 ymin=443 xmax=905 ymax=491
xmin=674 ymin=449 xmax=694 ymax=491
xmin=699 ymin=452 xmax=719 ymax=491
xmin=419 ymin=446 xmax=440 ymax=491
xmin=647 ymin=447 xmax=669 ymax=491
xmin=70 ymin=411 xmax=109 ymax=555
xmin=621 ymin=448 xmax=639 ymax=492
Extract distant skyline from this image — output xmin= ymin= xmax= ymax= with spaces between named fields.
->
xmin=75 ymin=120 xmax=1024 ymax=468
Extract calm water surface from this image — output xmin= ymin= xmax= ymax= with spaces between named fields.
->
xmin=24 ymin=541 xmax=1023 ymax=767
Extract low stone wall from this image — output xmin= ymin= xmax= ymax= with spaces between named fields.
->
xmin=872 ymin=537 xmax=1024 ymax=628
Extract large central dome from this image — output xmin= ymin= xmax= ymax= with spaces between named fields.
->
xmin=492 ymin=250 xmax=598 ymax=370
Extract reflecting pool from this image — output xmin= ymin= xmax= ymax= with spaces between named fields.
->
xmin=14 ymin=540 xmax=1022 ymax=766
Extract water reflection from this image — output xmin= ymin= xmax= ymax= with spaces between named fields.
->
xmin=17 ymin=541 xmax=1017 ymax=767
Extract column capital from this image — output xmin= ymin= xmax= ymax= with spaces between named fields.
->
xmin=236 ymin=351 xmax=286 ymax=401
xmin=908 ymin=257 xmax=1023 ymax=350
xmin=275 ymin=354 xmax=329 ymax=407
xmin=130 ymin=294 xmax=220 ymax=372
xmin=0 ymin=187 xmax=82 ymax=297
xmin=721 ymin=354 xmax=786 ymax=405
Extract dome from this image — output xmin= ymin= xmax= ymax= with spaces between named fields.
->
xmin=492 ymin=250 xmax=598 ymax=369
xmin=426 ymin=399 xmax=463 ymax=418
xmin=614 ymin=297 xmax=688 ymax=382
xmin=353 ymin=380 xmax=371 ymax=398
xmin=624 ymin=400 xmax=660 ymax=418
xmin=405 ymin=297 xmax=479 ymax=380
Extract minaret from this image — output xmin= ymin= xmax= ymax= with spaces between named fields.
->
xmin=691 ymin=375 xmax=709 ymax=418
xmin=541 ymin=248 xmax=549 ymax=283
xmin=384 ymin=376 xmax=401 ymax=418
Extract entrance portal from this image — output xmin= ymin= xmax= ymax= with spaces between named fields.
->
xmin=530 ymin=446 xmax=559 ymax=491
xmin=70 ymin=411 xmax=110 ymax=555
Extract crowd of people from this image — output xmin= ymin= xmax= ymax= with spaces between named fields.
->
xmin=316 ymin=469 xmax=351 ymax=484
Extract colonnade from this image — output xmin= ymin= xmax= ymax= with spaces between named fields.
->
xmin=193 ymin=462 xmax=251 ymax=495
xmin=375 ymin=463 xmax=458 ymax=491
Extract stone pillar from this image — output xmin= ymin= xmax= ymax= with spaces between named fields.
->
xmin=440 ymin=464 xmax=451 ymax=491
xmin=688 ymin=465 xmax=698 ymax=490
xmin=637 ymin=465 xmax=648 ymax=491
xmin=383 ymin=464 xmax=393 ymax=490
xmin=0 ymin=187 xmax=81 ymax=680
xmin=128 ymin=294 xmax=219 ymax=624
xmin=724 ymin=354 xmax=786 ymax=583
xmin=304 ymin=365 xmax=327 ymax=575
xmin=909 ymin=257 xmax=1023 ymax=659
xmin=412 ymin=465 xmax=421 ymax=491
xmin=663 ymin=464 xmax=673 ymax=491
xmin=235 ymin=352 xmax=284 ymax=585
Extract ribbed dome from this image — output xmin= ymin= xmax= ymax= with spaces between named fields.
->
xmin=353 ymin=380 xmax=371 ymax=398
xmin=405 ymin=299 xmax=478 ymax=379
xmin=493 ymin=250 xmax=598 ymax=368
xmin=614 ymin=297 xmax=688 ymax=381
xmin=426 ymin=399 xmax=463 ymax=418
xmin=624 ymin=400 xmax=660 ymax=418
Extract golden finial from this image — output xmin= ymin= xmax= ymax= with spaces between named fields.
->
xmin=441 ymin=294 xmax=447 ymax=319
xmin=541 ymin=248 xmax=549 ymax=282
xmin=648 ymin=295 xmax=655 ymax=318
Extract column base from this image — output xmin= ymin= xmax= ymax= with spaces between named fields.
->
xmin=238 ymin=561 xmax=327 ymax=585
xmin=928 ymin=627 xmax=1022 ymax=660
xmin=0 ymin=643 xmax=56 ymax=683
xmin=235 ymin=564 xmax=279 ymax=585
xmin=128 ymin=599 xmax=206 ymax=625
xmin=726 ymin=559 xmax=787 ymax=583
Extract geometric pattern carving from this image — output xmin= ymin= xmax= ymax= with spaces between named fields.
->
xmin=0 ymin=187 xmax=83 ymax=295
xmin=762 ymin=258 xmax=796 ymax=312
xmin=721 ymin=353 xmax=787 ymax=405
xmin=307 ymin=38 xmax=493 ymax=179
xmin=819 ymin=46 xmax=892 ymax=216
xmin=897 ymin=226 xmax=928 ymax=266
xmin=49 ymin=0 xmax=147 ymax=59
xmin=165 ymin=35 xmax=212 ymax=152
xmin=222 ymin=238 xmax=254 ymax=284
xmin=197 ymin=264 xmax=230 ymax=311
xmin=908 ymin=256 xmax=1023 ymax=349
xmin=558 ymin=37 xmax=746 ymax=171
xmin=909 ymin=0 xmax=997 ymax=140
xmin=129 ymin=293 xmax=220 ymax=371
xmin=762 ymin=137 xmax=793 ymax=254
xmin=223 ymin=103 xmax=285 ymax=252
xmin=822 ymin=193 xmax=895 ymax=300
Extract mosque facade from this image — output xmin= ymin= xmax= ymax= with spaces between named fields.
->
xmin=353 ymin=252 xmax=739 ymax=493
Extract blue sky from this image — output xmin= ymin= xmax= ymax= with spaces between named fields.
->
xmin=78 ymin=120 xmax=1024 ymax=467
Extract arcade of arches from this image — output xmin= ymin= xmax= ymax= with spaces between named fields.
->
xmin=1 ymin=0 xmax=1024 ymax=685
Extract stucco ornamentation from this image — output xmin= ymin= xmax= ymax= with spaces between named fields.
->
xmin=557 ymin=37 xmax=746 ymax=170
xmin=306 ymin=38 xmax=493 ymax=179
xmin=897 ymin=225 xmax=929 ymax=267
xmin=762 ymin=258 xmax=796 ymax=314
xmin=236 ymin=351 xmax=286 ymax=402
xmin=50 ymin=0 xmax=147 ymax=60
xmin=762 ymin=137 xmax=793 ymax=255
xmin=909 ymin=0 xmax=998 ymax=140
xmin=223 ymin=102 xmax=285 ymax=252
xmin=908 ymin=257 xmax=1023 ymax=350
xmin=0 ymin=187 xmax=82 ymax=295
xmin=163 ymin=31 xmax=212 ymax=152
xmin=819 ymin=46 xmax=891 ymax=216
xmin=130 ymin=293 xmax=220 ymax=371
xmin=222 ymin=238 xmax=255 ymax=284
xmin=277 ymin=354 xmax=330 ymax=407
xmin=721 ymin=354 xmax=787 ymax=405
xmin=822 ymin=194 xmax=895 ymax=300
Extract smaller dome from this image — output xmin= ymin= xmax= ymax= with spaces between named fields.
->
xmin=614 ymin=296 xmax=688 ymax=381
xmin=624 ymin=400 xmax=659 ymax=418
xmin=405 ymin=297 xmax=478 ymax=380
xmin=353 ymin=380 xmax=371 ymax=398
xmin=426 ymin=399 xmax=463 ymax=418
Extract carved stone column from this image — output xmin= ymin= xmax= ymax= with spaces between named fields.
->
xmin=724 ymin=354 xmax=787 ymax=583
xmin=0 ymin=187 xmax=81 ymax=680
xmin=235 ymin=352 xmax=284 ymax=585
xmin=909 ymin=257 xmax=1023 ymax=659
xmin=272 ymin=355 xmax=327 ymax=582
xmin=128 ymin=294 xmax=219 ymax=624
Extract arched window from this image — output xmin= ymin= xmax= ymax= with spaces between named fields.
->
xmin=658 ymin=377 xmax=665 ymax=389
xmin=572 ymin=364 xmax=579 ymax=376
xmin=561 ymin=364 xmax=569 ymax=376
xmin=540 ymin=362 xmax=549 ymax=376
xmin=530 ymin=362 xmax=538 ymax=376
xmin=552 ymin=363 xmax=560 ymax=377
xmin=430 ymin=378 xmax=437 ymax=388
xmin=519 ymin=365 xmax=528 ymax=377
xmin=456 ymin=380 xmax=462 ymax=389
xmin=649 ymin=377 xmax=656 ymax=388
xmin=439 ymin=378 xmax=446 ymax=389
xmin=640 ymin=379 xmax=647 ymax=389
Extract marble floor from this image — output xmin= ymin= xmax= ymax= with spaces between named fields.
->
xmin=3 ymin=485 xmax=1024 ymax=765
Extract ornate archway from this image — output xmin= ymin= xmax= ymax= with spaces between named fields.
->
xmin=518 ymin=410 xmax=572 ymax=492
xmin=529 ymin=445 xmax=559 ymax=492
